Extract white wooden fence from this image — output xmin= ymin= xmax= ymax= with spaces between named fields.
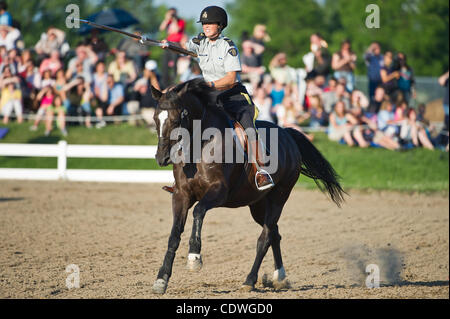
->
xmin=0 ymin=141 xmax=174 ymax=183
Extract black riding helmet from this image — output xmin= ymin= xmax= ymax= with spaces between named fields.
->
xmin=197 ymin=6 xmax=228 ymax=30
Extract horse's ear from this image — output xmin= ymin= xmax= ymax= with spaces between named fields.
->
xmin=177 ymin=81 xmax=190 ymax=97
xmin=151 ymin=85 xmax=162 ymax=101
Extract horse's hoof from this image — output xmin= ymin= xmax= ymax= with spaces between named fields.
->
xmin=152 ymin=279 xmax=168 ymax=294
xmin=186 ymin=253 xmax=203 ymax=272
xmin=240 ymin=284 xmax=254 ymax=292
xmin=272 ymin=278 xmax=291 ymax=290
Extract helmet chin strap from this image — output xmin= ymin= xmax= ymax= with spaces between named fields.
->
xmin=207 ymin=27 xmax=222 ymax=41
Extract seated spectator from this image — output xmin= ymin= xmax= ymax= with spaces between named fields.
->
xmin=305 ymin=32 xmax=331 ymax=80
xmin=0 ymin=1 xmax=13 ymax=26
xmin=348 ymin=106 xmax=374 ymax=148
xmin=323 ymin=77 xmax=337 ymax=93
xmin=46 ymin=94 xmax=67 ymax=136
xmin=1 ymin=77 xmax=22 ymax=124
xmin=17 ymin=49 xmax=33 ymax=74
xmin=364 ymin=42 xmax=383 ymax=101
xmin=367 ymin=86 xmax=386 ymax=116
xmin=394 ymin=100 xmax=408 ymax=122
xmin=34 ymin=27 xmax=66 ymax=61
xmin=6 ymin=48 xmax=20 ymax=74
xmin=308 ymin=95 xmax=328 ymax=128
xmin=30 ymin=85 xmax=55 ymax=134
xmin=438 ymin=70 xmax=449 ymax=130
xmin=67 ymin=60 xmax=87 ymax=84
xmin=377 ymin=100 xmax=399 ymax=138
xmin=176 ymin=55 xmax=191 ymax=82
xmin=53 ymin=68 xmax=67 ymax=101
xmin=322 ymin=82 xmax=350 ymax=114
xmin=132 ymin=60 xmax=161 ymax=127
xmin=91 ymin=61 xmax=108 ymax=112
xmin=268 ymin=79 xmax=285 ymax=124
xmin=95 ymin=75 xmax=124 ymax=128
xmin=305 ymin=75 xmax=325 ymax=102
xmin=40 ymin=69 xmax=55 ymax=88
xmin=380 ymin=51 xmax=400 ymax=100
xmin=0 ymin=24 xmax=19 ymax=51
xmin=397 ymin=52 xmax=416 ymax=104
xmin=115 ymin=29 xmax=148 ymax=75
xmin=328 ymin=100 xmax=356 ymax=146
xmin=39 ymin=50 xmax=62 ymax=77
xmin=269 ymin=52 xmax=298 ymax=101
xmin=350 ymin=89 xmax=369 ymax=110
xmin=241 ymin=40 xmax=265 ymax=93
xmin=248 ymin=24 xmax=269 ymax=67
xmin=348 ymin=103 xmax=400 ymax=150
xmin=400 ymin=108 xmax=434 ymax=150
xmin=332 ymin=39 xmax=357 ymax=92
xmin=179 ymin=59 xmax=202 ymax=83
xmin=66 ymin=44 xmax=97 ymax=84
xmin=277 ymin=95 xmax=314 ymax=141
xmin=253 ymin=85 xmax=273 ymax=123
xmin=0 ymin=51 xmax=13 ymax=74
xmin=61 ymin=77 xmax=92 ymax=128
xmin=18 ymin=61 xmax=39 ymax=111
xmin=108 ymin=50 xmax=137 ymax=87
xmin=84 ymin=29 xmax=109 ymax=62
xmin=0 ymin=44 xmax=6 ymax=63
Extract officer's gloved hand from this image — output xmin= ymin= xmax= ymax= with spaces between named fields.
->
xmin=160 ymin=39 xmax=169 ymax=49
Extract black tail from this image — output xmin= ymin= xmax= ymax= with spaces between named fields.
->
xmin=285 ymin=128 xmax=346 ymax=207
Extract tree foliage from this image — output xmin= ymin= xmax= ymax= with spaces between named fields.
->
xmin=7 ymin=0 xmax=448 ymax=76
xmin=227 ymin=0 xmax=449 ymax=76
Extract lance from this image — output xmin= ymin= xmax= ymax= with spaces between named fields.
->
xmin=75 ymin=19 xmax=197 ymax=58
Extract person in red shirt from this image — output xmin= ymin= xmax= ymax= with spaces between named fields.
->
xmin=159 ymin=7 xmax=185 ymax=89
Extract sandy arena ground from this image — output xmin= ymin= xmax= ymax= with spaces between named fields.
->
xmin=0 ymin=180 xmax=448 ymax=299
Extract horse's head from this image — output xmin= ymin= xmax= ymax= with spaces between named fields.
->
xmin=151 ymin=83 xmax=190 ymax=166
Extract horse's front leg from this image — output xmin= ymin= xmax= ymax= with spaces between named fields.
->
xmin=152 ymin=193 xmax=191 ymax=294
xmin=187 ymin=183 xmax=227 ymax=271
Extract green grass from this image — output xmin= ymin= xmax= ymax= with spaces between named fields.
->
xmin=1 ymin=122 xmax=448 ymax=192
xmin=297 ymin=133 xmax=449 ymax=192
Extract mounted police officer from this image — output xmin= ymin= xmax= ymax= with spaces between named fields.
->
xmin=162 ymin=6 xmax=274 ymax=192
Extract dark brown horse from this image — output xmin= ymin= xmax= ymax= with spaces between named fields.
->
xmin=150 ymin=78 xmax=344 ymax=294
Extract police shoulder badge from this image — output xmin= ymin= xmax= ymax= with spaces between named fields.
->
xmin=228 ymin=48 xmax=237 ymax=56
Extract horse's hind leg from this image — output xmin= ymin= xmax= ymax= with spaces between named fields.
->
xmin=268 ymin=225 xmax=290 ymax=290
xmin=244 ymin=193 xmax=291 ymax=291
xmin=264 ymin=187 xmax=296 ymax=290
xmin=242 ymin=198 xmax=275 ymax=291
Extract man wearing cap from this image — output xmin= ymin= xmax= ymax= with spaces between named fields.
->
xmin=161 ymin=6 xmax=274 ymax=193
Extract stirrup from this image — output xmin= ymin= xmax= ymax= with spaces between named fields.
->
xmin=255 ymin=169 xmax=275 ymax=191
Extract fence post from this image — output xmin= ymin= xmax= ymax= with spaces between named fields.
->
xmin=57 ymin=140 xmax=67 ymax=180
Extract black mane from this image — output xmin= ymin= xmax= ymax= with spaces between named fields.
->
xmin=175 ymin=78 xmax=217 ymax=106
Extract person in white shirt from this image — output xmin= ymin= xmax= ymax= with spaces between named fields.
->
xmin=0 ymin=25 xmax=20 ymax=51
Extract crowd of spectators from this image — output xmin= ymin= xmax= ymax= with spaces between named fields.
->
xmin=0 ymin=3 xmax=448 ymax=151
xmin=0 ymin=1 xmax=164 ymax=136
xmin=241 ymin=30 xmax=448 ymax=151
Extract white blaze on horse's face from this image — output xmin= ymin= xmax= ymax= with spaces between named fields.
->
xmin=158 ymin=110 xmax=169 ymax=138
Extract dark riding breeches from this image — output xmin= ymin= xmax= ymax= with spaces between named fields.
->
xmin=214 ymin=83 xmax=258 ymax=142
